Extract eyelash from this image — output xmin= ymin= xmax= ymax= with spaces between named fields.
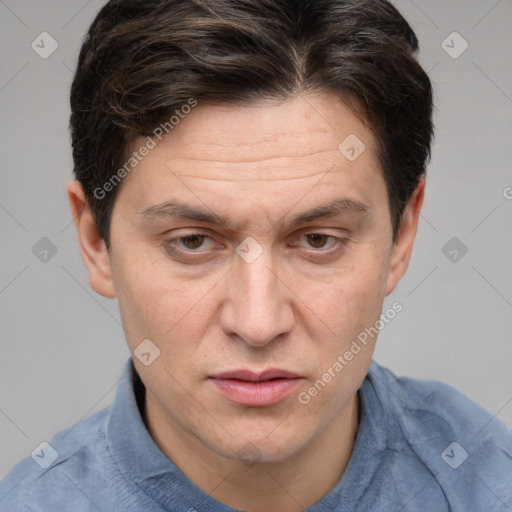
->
xmin=162 ymin=231 xmax=348 ymax=259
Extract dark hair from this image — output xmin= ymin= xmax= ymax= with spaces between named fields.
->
xmin=70 ymin=0 xmax=434 ymax=248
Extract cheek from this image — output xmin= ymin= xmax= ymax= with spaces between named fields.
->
xmin=305 ymin=255 xmax=388 ymax=331
xmin=113 ymin=253 xmax=218 ymax=352
xmin=297 ymin=250 xmax=389 ymax=388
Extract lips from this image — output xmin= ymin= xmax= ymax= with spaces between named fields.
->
xmin=212 ymin=368 xmax=301 ymax=382
xmin=209 ymin=368 xmax=303 ymax=407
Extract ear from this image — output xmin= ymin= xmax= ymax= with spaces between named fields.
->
xmin=66 ymin=180 xmax=116 ymax=298
xmin=385 ymin=177 xmax=425 ymax=296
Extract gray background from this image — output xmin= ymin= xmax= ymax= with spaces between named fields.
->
xmin=1 ymin=0 xmax=511 ymax=479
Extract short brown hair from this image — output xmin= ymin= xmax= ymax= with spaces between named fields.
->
xmin=70 ymin=0 xmax=434 ymax=248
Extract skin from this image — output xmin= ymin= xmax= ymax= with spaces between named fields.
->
xmin=67 ymin=91 xmax=424 ymax=512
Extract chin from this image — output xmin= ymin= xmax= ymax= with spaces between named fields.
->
xmin=209 ymin=427 xmax=312 ymax=466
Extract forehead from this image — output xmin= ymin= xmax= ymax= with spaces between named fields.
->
xmin=118 ymin=92 xmax=385 ymax=218
xmin=150 ymin=94 xmax=374 ymax=169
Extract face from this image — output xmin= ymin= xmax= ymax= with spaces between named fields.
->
xmin=71 ymin=92 xmax=422 ymax=466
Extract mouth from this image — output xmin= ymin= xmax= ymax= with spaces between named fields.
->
xmin=208 ymin=368 xmax=303 ymax=407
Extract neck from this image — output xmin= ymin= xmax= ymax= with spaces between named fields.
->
xmin=144 ymin=393 xmax=359 ymax=512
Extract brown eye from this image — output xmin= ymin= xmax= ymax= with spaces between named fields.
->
xmin=305 ymin=233 xmax=331 ymax=249
xmin=163 ymin=233 xmax=216 ymax=256
xmin=302 ymin=233 xmax=342 ymax=251
xmin=179 ymin=234 xmax=207 ymax=250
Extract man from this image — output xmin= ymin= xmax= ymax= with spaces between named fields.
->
xmin=1 ymin=0 xmax=511 ymax=510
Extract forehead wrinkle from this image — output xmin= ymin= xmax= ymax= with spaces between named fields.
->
xmin=168 ymin=147 xmax=339 ymax=162
xmin=158 ymin=144 xmax=341 ymax=166
xmin=166 ymin=162 xmax=344 ymax=183
xmin=172 ymin=174 xmax=327 ymax=183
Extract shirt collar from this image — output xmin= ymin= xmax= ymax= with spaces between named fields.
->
xmin=106 ymin=358 xmax=240 ymax=511
xmin=105 ymin=358 xmax=392 ymax=511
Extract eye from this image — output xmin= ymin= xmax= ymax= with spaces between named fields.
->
xmin=303 ymin=233 xmax=338 ymax=250
xmin=161 ymin=230 xmax=347 ymax=262
xmin=163 ymin=232 xmax=218 ymax=255
xmin=176 ymin=234 xmax=209 ymax=250
xmin=291 ymin=232 xmax=347 ymax=252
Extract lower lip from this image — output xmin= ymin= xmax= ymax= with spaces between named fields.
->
xmin=210 ymin=378 xmax=302 ymax=407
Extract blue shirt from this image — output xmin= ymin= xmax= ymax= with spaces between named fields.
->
xmin=1 ymin=358 xmax=511 ymax=511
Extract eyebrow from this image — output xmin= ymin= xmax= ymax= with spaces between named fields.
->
xmin=137 ymin=197 xmax=371 ymax=231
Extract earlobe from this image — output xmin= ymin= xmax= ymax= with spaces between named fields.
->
xmin=66 ymin=180 xmax=117 ymax=298
xmin=385 ymin=178 xmax=425 ymax=297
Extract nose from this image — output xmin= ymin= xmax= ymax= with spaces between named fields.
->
xmin=219 ymin=243 xmax=295 ymax=347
